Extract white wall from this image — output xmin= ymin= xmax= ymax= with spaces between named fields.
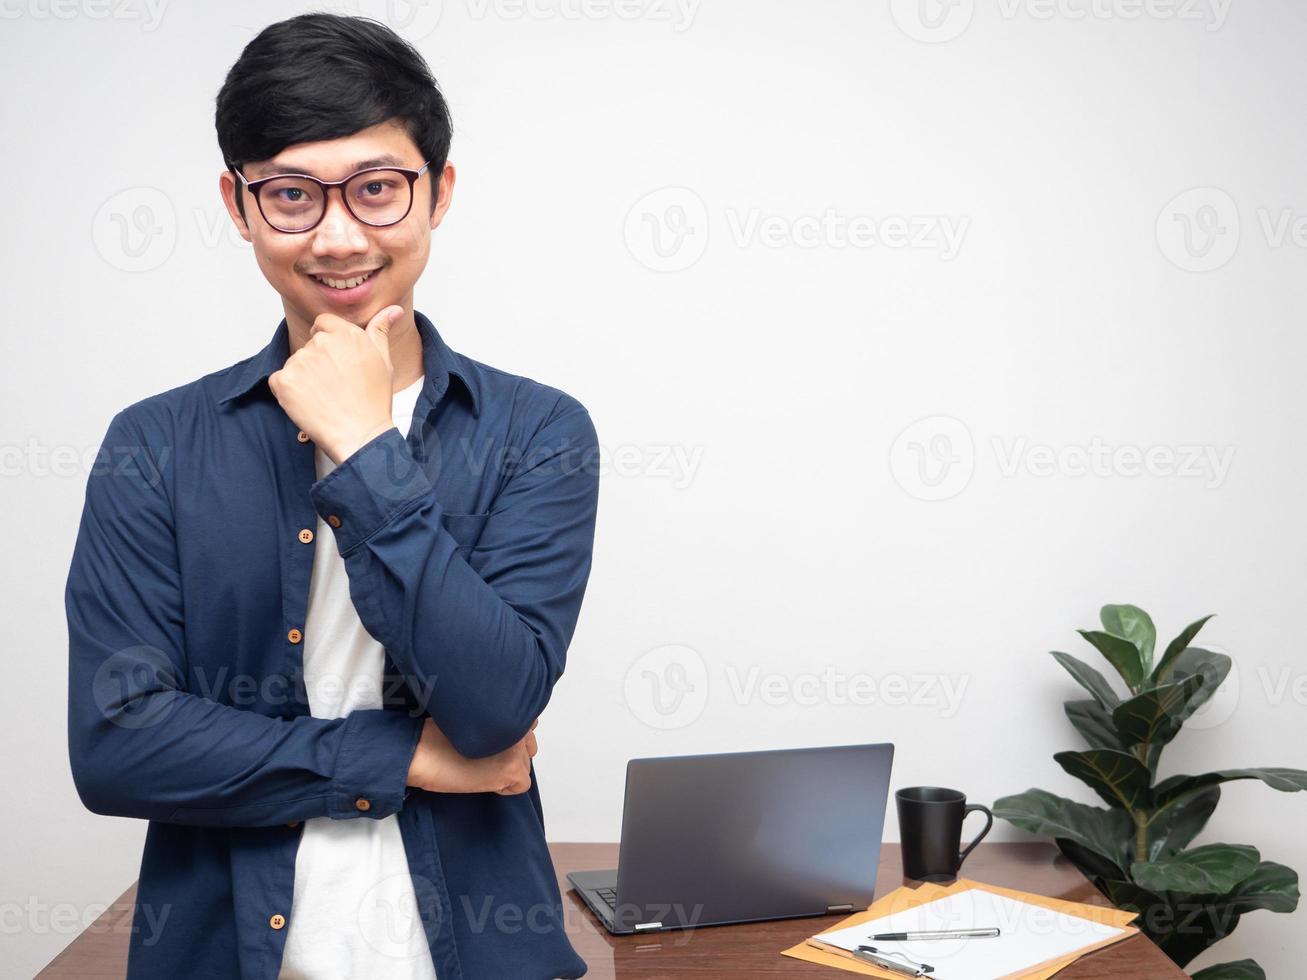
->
xmin=5 ymin=0 xmax=1307 ymax=976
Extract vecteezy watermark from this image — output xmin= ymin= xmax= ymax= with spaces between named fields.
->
xmin=349 ymin=0 xmax=701 ymax=39
xmin=724 ymin=665 xmax=970 ymax=717
xmin=0 ymin=897 xmax=171 ymax=943
xmin=990 ymin=436 xmax=1236 ymax=488
xmin=889 ymin=416 xmax=1237 ymax=501
xmin=889 ymin=416 xmax=976 ymax=502
xmin=0 ymin=0 xmax=171 ymax=30
xmin=91 ymin=648 xmax=441 ymax=729
xmin=92 ymin=187 xmax=177 ymax=273
xmin=623 ymin=187 xmax=969 ymax=272
xmin=1154 ymin=186 xmax=1307 ymax=272
xmin=1180 ymin=643 xmax=1238 ymax=731
xmin=352 ymin=0 xmax=445 ymax=40
xmin=358 ymin=872 xmax=438 ymax=959
xmin=455 ymin=437 xmax=705 ymax=489
xmin=624 ymin=644 xmax=710 ymax=730
xmin=0 ymin=436 xmax=172 ymax=485
xmin=623 ymin=644 xmax=971 ymax=729
xmin=889 ymin=0 xmax=1230 ymax=43
xmin=1155 ymin=187 xmax=1240 ymax=272
xmin=464 ymin=0 xmax=700 ymax=31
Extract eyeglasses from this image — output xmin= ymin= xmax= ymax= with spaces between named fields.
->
xmin=234 ymin=160 xmax=432 ymax=233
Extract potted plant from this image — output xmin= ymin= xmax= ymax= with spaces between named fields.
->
xmin=994 ymin=605 xmax=1307 ymax=980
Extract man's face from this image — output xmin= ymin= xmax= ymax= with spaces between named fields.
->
xmin=219 ymin=119 xmax=454 ymax=332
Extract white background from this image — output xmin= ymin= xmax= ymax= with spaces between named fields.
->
xmin=4 ymin=0 xmax=1307 ymax=976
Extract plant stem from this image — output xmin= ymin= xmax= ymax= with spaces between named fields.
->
xmin=1134 ymin=812 xmax=1148 ymax=863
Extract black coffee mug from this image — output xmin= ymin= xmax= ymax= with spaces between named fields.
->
xmin=896 ymin=786 xmax=993 ymax=882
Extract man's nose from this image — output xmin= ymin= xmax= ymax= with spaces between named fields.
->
xmin=311 ymin=189 xmax=370 ymax=255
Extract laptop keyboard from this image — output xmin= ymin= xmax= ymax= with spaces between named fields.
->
xmin=595 ymin=887 xmax=617 ymax=910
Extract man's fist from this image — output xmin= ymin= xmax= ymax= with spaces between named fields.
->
xmin=406 ymin=716 xmax=539 ymax=796
xmin=268 ymin=305 xmax=403 ymax=464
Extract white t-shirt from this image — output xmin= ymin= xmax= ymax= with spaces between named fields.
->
xmin=278 ymin=373 xmax=439 ymax=980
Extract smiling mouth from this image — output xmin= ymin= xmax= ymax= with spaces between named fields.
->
xmin=309 ymin=268 xmax=381 ymax=290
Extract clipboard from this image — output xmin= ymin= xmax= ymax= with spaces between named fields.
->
xmin=782 ymin=878 xmax=1139 ymax=979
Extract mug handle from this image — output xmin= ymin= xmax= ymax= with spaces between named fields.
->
xmin=957 ymin=803 xmax=993 ymax=869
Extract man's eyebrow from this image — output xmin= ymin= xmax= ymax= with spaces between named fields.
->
xmin=249 ymin=154 xmax=408 ymax=178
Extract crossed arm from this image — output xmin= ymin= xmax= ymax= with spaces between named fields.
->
xmin=66 ymin=400 xmax=598 ymax=827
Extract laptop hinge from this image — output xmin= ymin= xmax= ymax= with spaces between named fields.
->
xmin=634 ymin=921 xmax=663 ymax=932
xmin=826 ymin=903 xmax=854 ymax=914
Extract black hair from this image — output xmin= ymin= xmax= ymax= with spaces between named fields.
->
xmin=214 ymin=12 xmax=452 ymax=220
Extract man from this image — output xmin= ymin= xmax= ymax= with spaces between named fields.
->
xmin=64 ymin=13 xmax=597 ymax=979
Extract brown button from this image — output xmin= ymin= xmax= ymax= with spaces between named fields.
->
xmin=287 ymin=821 xmax=300 ymax=828
xmin=326 ymin=514 xmax=342 ymax=529
xmin=269 ymin=913 xmax=286 ymax=930
xmin=298 ymin=528 xmax=314 ymax=544
xmin=287 ymin=628 xmax=302 ymax=644
xmin=296 ymin=430 xmax=310 ymax=443
xmin=354 ymin=798 xmax=371 ymax=812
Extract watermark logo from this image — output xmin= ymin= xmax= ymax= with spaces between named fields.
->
xmin=92 ymin=187 xmax=176 ymax=273
xmin=354 ymin=0 xmax=444 ymax=40
xmin=1156 ymin=186 xmax=1240 ymax=272
xmin=358 ymin=872 xmax=439 ymax=958
xmin=623 ymin=187 xmax=710 ymax=273
xmin=890 ymin=415 xmax=976 ymax=502
xmin=624 ymin=643 xmax=709 ymax=729
xmin=1182 ymin=644 xmax=1239 ymax=731
xmin=90 ymin=644 xmax=178 ymax=730
xmin=890 ymin=0 xmax=975 ymax=43
xmin=0 ymin=0 xmax=170 ymax=30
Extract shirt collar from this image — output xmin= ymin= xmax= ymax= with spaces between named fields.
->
xmin=217 ymin=309 xmax=480 ymax=418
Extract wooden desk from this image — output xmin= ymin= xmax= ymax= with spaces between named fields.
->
xmin=39 ymin=842 xmax=1184 ymax=979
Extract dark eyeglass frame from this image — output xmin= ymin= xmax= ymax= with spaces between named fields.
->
xmin=233 ymin=160 xmax=433 ymax=233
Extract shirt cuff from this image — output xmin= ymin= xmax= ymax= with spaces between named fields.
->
xmin=330 ymin=708 xmax=425 ymax=820
xmin=309 ymin=427 xmax=434 ymax=556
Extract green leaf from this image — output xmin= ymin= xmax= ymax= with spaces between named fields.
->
xmin=1112 ymin=673 xmax=1205 ymax=750
xmin=1220 ymin=860 xmax=1300 ymax=915
xmin=992 ymin=788 xmax=1131 ymax=869
xmin=1147 ymin=787 xmax=1220 ymax=861
xmin=1050 ymin=651 xmax=1121 ymax=709
xmin=1078 ymin=629 xmax=1146 ymax=691
xmin=1154 ymin=613 xmax=1216 ymax=682
xmin=1054 ymin=837 xmax=1126 ymax=882
xmin=1167 ymin=648 xmax=1232 ymax=725
xmin=1100 ymin=604 xmax=1157 ymax=673
xmin=1099 ymin=877 xmax=1165 ymax=916
xmin=1130 ymin=843 xmax=1260 ymax=893
xmin=1191 ymin=961 xmax=1265 ymax=980
xmin=1054 ymin=749 xmax=1152 ymax=812
xmin=1153 ymin=768 xmax=1307 ymax=811
xmin=1065 ymin=699 xmax=1125 ymax=750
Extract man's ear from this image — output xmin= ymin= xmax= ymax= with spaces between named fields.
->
xmin=218 ymin=170 xmax=252 ymax=243
xmin=430 ymin=162 xmax=456 ymax=231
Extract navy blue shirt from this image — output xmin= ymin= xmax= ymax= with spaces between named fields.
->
xmin=65 ymin=311 xmax=599 ymax=979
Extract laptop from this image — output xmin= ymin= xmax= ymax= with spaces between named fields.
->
xmin=566 ymin=742 xmax=894 ymax=934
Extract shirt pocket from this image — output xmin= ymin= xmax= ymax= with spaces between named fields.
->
xmin=440 ymin=511 xmax=490 ymax=556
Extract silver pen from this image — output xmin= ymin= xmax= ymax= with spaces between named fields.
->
xmin=869 ymin=927 xmax=1000 ymax=941
xmin=853 ymin=945 xmax=934 ymax=977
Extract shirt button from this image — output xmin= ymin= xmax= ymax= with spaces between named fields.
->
xmin=354 ymin=798 xmax=372 ymax=812
xmin=296 ymin=430 xmax=310 ymax=443
xmin=327 ymin=514 xmax=342 ymax=529
xmin=269 ymin=913 xmax=286 ymax=929
xmin=298 ymin=528 xmax=314 ymax=544
xmin=287 ymin=628 xmax=302 ymax=644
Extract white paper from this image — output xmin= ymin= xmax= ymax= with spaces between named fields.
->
xmin=813 ymin=887 xmax=1126 ymax=979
